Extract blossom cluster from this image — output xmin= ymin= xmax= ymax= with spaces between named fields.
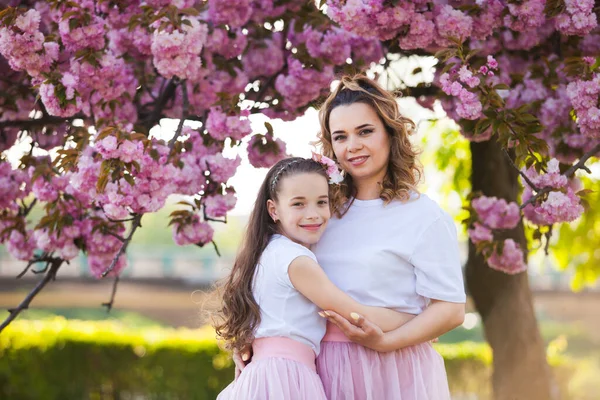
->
xmin=521 ymin=159 xmax=584 ymax=225
xmin=247 ymin=134 xmax=287 ymax=168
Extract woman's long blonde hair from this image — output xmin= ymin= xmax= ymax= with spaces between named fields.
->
xmin=317 ymin=75 xmax=423 ymax=216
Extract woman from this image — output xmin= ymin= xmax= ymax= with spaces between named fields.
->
xmin=311 ymin=75 xmax=466 ymax=400
xmin=234 ymin=75 xmax=465 ymax=399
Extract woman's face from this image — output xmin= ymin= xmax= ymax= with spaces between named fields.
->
xmin=328 ymin=102 xmax=391 ymax=185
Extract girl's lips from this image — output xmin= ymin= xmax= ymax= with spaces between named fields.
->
xmin=348 ymin=156 xmax=368 ymax=166
xmin=300 ymin=224 xmax=322 ymax=232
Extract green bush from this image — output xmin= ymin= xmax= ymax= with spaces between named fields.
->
xmin=0 ymin=318 xmax=587 ymax=400
xmin=0 ymin=318 xmax=233 ymax=400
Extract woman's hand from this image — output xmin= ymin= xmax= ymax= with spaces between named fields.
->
xmin=322 ymin=311 xmax=388 ymax=352
xmin=322 ymin=310 xmax=440 ymax=352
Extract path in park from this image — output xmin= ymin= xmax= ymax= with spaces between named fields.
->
xmin=1 ymin=278 xmax=599 ymax=344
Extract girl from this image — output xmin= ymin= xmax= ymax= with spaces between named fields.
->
xmin=313 ymin=75 xmax=466 ymax=399
xmin=215 ymin=157 xmax=413 ymax=400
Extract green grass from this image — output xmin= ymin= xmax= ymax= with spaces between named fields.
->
xmin=1 ymin=308 xmax=166 ymax=329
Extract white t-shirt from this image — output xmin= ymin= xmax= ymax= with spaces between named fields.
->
xmin=253 ymin=234 xmax=326 ymax=355
xmin=312 ymin=193 xmax=466 ymax=315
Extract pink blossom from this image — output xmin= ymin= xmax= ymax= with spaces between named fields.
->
xmin=468 ymin=223 xmax=493 ymax=244
xmin=275 ymin=57 xmax=334 ymax=110
xmin=205 ymin=193 xmax=237 ymax=218
xmin=472 ymin=196 xmax=521 ymax=230
xmin=326 ymin=0 xmax=415 ymax=41
xmin=58 ymin=14 xmax=106 ymax=52
xmin=398 ymin=13 xmax=435 ymax=50
xmin=206 ymin=108 xmax=252 ymax=142
xmin=0 ymin=162 xmax=30 ymax=211
xmin=555 ymin=0 xmax=597 ymax=36
xmin=296 ymin=26 xmax=352 ymax=66
xmin=205 ymin=28 xmax=247 ymax=59
xmin=312 ymin=153 xmax=343 ymax=184
xmin=566 ymin=74 xmax=600 ymax=139
xmin=434 ymin=5 xmax=473 ymax=47
xmin=39 ymin=82 xmax=82 ymax=118
xmin=486 ymin=55 xmax=499 ymax=70
xmin=503 ymin=0 xmax=546 ymax=32
xmin=247 ymin=134 xmax=287 ymax=168
xmin=0 ymin=10 xmax=58 ymax=77
xmin=6 ymin=229 xmax=36 ymax=261
xmin=151 ymin=17 xmax=208 ymax=81
xmin=521 ymin=159 xmax=568 ymax=190
xmin=523 ymin=185 xmax=584 ymax=225
xmin=172 ymin=215 xmax=214 ymax=246
xmin=487 ymin=239 xmax=528 ymax=275
xmin=208 ymin=0 xmax=253 ymax=28
xmin=458 ymin=66 xmax=481 ymax=88
xmin=204 ymin=154 xmax=241 ymax=183
xmin=243 ymin=34 xmax=284 ymax=79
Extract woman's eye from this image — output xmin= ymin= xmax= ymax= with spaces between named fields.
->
xmin=292 ymin=202 xmax=303 ymax=207
xmin=360 ymin=129 xmax=373 ymax=135
xmin=332 ymin=135 xmax=345 ymax=141
xmin=318 ymin=200 xmax=329 ymax=205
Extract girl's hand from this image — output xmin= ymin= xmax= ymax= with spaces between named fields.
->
xmin=232 ymin=345 xmax=252 ymax=379
xmin=232 ymin=349 xmax=245 ymax=379
xmin=322 ymin=311 xmax=388 ymax=352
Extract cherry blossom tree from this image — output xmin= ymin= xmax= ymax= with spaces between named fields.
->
xmin=1 ymin=1 xmax=599 ymax=399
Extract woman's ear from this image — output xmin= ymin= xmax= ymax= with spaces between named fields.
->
xmin=266 ymin=199 xmax=278 ymax=223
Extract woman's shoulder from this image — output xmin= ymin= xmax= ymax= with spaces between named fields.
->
xmin=392 ymin=192 xmax=448 ymax=218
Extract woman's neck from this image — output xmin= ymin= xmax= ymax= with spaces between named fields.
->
xmin=354 ymin=178 xmax=382 ymax=200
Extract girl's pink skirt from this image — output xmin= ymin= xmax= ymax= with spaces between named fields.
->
xmin=316 ymin=323 xmax=451 ymax=400
xmin=217 ymin=337 xmax=327 ymax=400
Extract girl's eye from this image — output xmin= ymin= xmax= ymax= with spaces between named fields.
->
xmin=360 ymin=129 xmax=373 ymax=135
xmin=318 ymin=200 xmax=329 ymax=205
xmin=292 ymin=202 xmax=303 ymax=207
xmin=332 ymin=135 xmax=345 ymax=141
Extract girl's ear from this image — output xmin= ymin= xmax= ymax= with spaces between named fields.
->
xmin=266 ymin=199 xmax=278 ymax=223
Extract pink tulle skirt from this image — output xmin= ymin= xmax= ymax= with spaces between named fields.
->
xmin=217 ymin=337 xmax=327 ymax=400
xmin=316 ymin=323 xmax=451 ymax=400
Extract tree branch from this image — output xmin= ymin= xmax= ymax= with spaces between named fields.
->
xmin=502 ymin=148 xmax=540 ymax=191
xmin=100 ymin=214 xmax=142 ymax=278
xmin=168 ymin=81 xmax=189 ymax=150
xmin=101 ymin=275 xmax=120 ymax=313
xmin=140 ymin=78 xmax=177 ymax=133
xmin=16 ymin=252 xmax=53 ymax=278
xmin=0 ymin=258 xmax=62 ymax=333
xmin=0 ymin=115 xmax=79 ymax=130
xmin=520 ymin=142 xmax=600 ymax=210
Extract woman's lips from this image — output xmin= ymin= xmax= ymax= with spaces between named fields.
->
xmin=348 ymin=156 xmax=368 ymax=166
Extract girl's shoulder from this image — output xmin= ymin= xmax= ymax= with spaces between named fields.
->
xmin=264 ymin=234 xmax=316 ymax=260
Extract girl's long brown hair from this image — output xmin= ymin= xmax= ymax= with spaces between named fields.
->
xmin=317 ymin=74 xmax=423 ymax=216
xmin=214 ymin=157 xmax=328 ymax=352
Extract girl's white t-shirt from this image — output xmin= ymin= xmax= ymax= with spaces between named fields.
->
xmin=252 ymin=234 xmax=326 ymax=355
xmin=312 ymin=193 xmax=466 ymax=315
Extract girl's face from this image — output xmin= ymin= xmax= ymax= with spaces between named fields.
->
xmin=267 ymin=172 xmax=330 ymax=248
xmin=329 ymin=102 xmax=391 ymax=186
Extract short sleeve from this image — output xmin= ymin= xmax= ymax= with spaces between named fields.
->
xmin=274 ymin=238 xmax=318 ymax=288
xmin=409 ymin=214 xmax=466 ymax=303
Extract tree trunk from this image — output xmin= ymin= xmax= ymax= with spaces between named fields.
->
xmin=466 ymin=140 xmax=558 ymax=400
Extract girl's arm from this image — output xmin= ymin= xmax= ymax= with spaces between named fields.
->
xmin=288 ymin=256 xmax=414 ymax=332
xmin=322 ymin=299 xmax=464 ymax=352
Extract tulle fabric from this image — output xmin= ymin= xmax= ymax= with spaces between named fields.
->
xmin=217 ymin=337 xmax=327 ymax=400
xmin=317 ymin=325 xmax=451 ymax=400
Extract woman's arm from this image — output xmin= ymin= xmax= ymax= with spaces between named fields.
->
xmin=323 ymin=299 xmax=465 ymax=352
xmin=288 ymin=256 xmax=415 ymax=332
